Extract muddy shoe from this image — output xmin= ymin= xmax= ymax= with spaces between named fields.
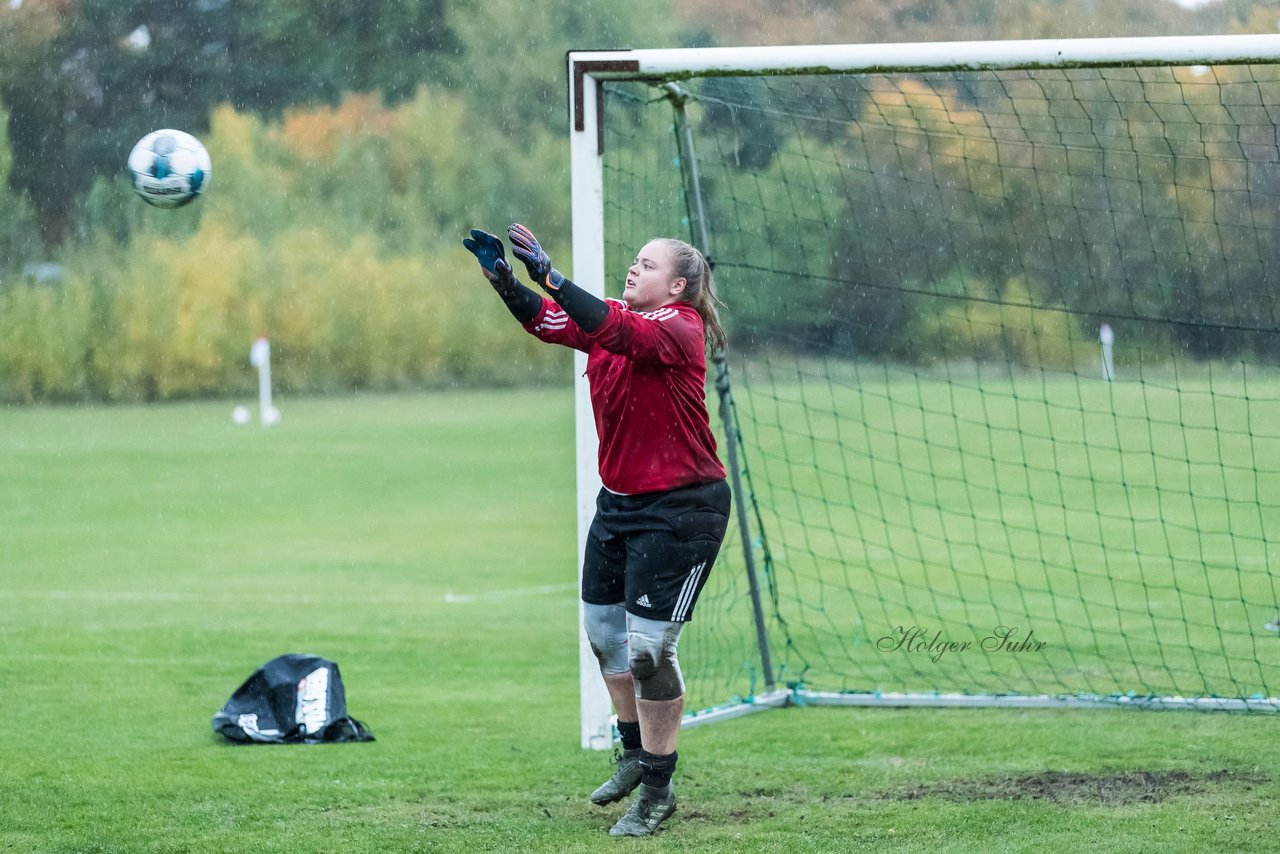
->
xmin=608 ymin=783 xmax=676 ymax=836
xmin=591 ymin=748 xmax=643 ymax=806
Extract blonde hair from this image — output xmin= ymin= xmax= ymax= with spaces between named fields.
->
xmin=656 ymin=238 xmax=727 ymax=353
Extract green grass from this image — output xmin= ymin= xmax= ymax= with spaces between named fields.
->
xmin=3 ymin=389 xmax=1280 ymax=852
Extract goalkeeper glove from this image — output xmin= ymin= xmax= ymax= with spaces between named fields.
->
xmin=508 ymin=223 xmax=565 ymax=291
xmin=462 ymin=228 xmax=517 ymax=290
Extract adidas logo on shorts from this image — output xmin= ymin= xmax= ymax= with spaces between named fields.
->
xmin=635 ymin=594 xmax=652 ymax=608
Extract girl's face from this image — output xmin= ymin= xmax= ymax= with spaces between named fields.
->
xmin=624 ymin=240 xmax=686 ymax=312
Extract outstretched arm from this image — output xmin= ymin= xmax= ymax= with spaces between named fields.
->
xmin=507 ymin=223 xmax=609 ymax=333
xmin=509 ymin=223 xmax=701 ymax=366
xmin=462 ymin=228 xmax=542 ymax=323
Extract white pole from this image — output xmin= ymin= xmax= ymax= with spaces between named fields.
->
xmin=569 ymin=64 xmax=614 ymax=750
xmin=249 ymin=336 xmax=279 ymax=426
xmin=1099 ymin=323 xmax=1115 ymax=382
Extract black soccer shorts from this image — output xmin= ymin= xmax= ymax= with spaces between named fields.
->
xmin=581 ymin=479 xmax=731 ymax=622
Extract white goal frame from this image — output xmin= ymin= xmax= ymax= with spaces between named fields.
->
xmin=568 ymin=33 xmax=1280 ymax=749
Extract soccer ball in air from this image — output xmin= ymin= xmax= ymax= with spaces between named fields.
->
xmin=127 ymin=129 xmax=211 ymax=208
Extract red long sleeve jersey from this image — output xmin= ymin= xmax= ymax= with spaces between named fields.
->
xmin=524 ymin=297 xmax=726 ymax=495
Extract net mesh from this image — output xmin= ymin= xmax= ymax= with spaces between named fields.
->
xmin=600 ymin=63 xmax=1280 ymax=711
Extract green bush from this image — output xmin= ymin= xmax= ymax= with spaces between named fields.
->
xmin=0 ymin=278 xmax=93 ymax=402
xmin=34 ymin=223 xmax=564 ymax=404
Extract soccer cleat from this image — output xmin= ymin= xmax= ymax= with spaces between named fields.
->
xmin=591 ymin=748 xmax=643 ymax=806
xmin=608 ymin=783 xmax=677 ymax=837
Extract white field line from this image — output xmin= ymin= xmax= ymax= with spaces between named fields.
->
xmin=0 ymin=582 xmax=577 ymax=606
xmin=441 ymin=583 xmax=577 ymax=604
xmin=1 ymin=653 xmax=213 ymax=666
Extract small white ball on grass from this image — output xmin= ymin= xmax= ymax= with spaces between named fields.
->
xmin=232 ymin=406 xmax=251 ymax=425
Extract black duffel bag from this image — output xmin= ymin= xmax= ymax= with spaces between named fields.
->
xmin=213 ymin=653 xmax=374 ymax=744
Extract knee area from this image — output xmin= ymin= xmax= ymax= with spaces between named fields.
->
xmin=583 ymin=603 xmax=629 ymax=674
xmin=627 ymin=617 xmax=685 ymax=701
xmin=628 ymin=648 xmax=660 ymax=682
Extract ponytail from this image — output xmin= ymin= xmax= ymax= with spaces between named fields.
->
xmin=659 ymin=238 xmax=727 ymax=353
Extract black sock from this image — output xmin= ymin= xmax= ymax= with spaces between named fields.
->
xmin=617 ymin=720 xmax=642 ymax=752
xmin=639 ymin=749 xmax=678 ymax=789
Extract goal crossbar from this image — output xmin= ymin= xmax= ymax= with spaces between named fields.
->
xmin=571 ymin=35 xmax=1280 ymax=138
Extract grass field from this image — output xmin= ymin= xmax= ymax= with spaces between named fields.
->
xmin=4 ymin=388 xmax=1280 ymax=852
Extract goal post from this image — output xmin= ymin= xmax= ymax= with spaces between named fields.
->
xmin=570 ymin=34 xmax=1280 ymax=748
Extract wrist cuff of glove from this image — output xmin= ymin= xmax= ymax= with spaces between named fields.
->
xmin=538 ymin=268 xmax=565 ymax=291
xmin=486 ymin=264 xmax=516 ymax=289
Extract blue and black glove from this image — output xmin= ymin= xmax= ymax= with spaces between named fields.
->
xmin=508 ymin=223 xmax=565 ymax=291
xmin=462 ymin=228 xmax=516 ymax=290
xmin=462 ymin=227 xmax=542 ymax=322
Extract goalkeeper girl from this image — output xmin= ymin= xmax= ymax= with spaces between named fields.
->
xmin=464 ymin=224 xmax=730 ymax=837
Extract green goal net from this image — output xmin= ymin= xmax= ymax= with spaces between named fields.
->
xmin=574 ymin=38 xmax=1280 ymax=732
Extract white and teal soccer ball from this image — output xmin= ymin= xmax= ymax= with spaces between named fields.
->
xmin=127 ymin=129 xmax=211 ymax=208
